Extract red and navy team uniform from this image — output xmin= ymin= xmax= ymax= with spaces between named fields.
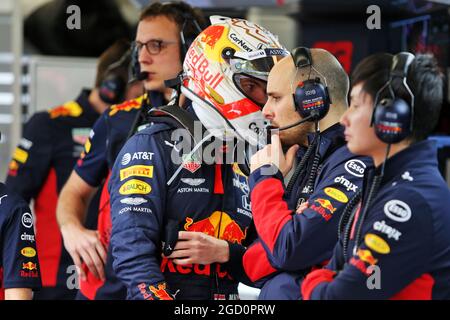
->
xmin=302 ymin=140 xmax=450 ymax=299
xmin=228 ymin=124 xmax=371 ymax=299
xmin=73 ymin=92 xmax=164 ymax=300
xmin=0 ymin=183 xmax=41 ymax=299
xmin=5 ymin=89 xmax=100 ymax=299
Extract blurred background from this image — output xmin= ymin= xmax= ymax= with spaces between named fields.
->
xmin=0 ymin=0 xmax=449 ymax=180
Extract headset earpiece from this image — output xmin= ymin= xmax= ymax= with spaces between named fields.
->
xmin=179 ymin=12 xmax=203 ymax=62
xmin=99 ymin=74 xmax=126 ymax=105
xmin=372 ymin=52 xmax=415 ymax=144
xmin=99 ymin=49 xmax=131 ymax=105
xmin=291 ymin=47 xmax=331 ymax=121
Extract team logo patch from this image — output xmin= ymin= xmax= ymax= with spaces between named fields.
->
xmin=324 ymin=187 xmax=348 ymax=203
xmin=357 ymin=249 xmax=378 ymax=266
xmin=21 ymin=212 xmax=33 ymax=228
xmin=149 ymin=283 xmax=173 ymax=300
xmin=119 ymin=179 xmax=151 ymax=195
xmin=120 ymin=165 xmax=154 ymax=181
xmin=384 ymin=200 xmax=411 ymax=222
xmin=13 ymin=148 xmax=29 ymax=164
xmin=21 ymin=247 xmax=36 ymax=258
xmin=344 ymin=159 xmax=366 ymax=177
xmin=364 ymin=233 xmax=390 ymax=254
xmin=22 ymin=262 xmax=37 ymax=271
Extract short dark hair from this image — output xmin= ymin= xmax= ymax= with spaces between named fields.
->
xmin=139 ymin=1 xmax=206 ymax=45
xmin=95 ymin=38 xmax=131 ymax=88
xmin=351 ymin=52 xmax=444 ymax=142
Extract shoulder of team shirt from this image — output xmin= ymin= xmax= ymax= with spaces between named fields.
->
xmin=46 ymin=100 xmax=84 ymax=119
xmin=0 ymin=183 xmax=30 ymax=219
xmin=322 ymin=144 xmax=373 ymax=175
xmin=107 ymin=94 xmax=145 ymax=118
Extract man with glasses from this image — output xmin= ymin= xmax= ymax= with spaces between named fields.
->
xmin=56 ymin=2 xmax=205 ymax=300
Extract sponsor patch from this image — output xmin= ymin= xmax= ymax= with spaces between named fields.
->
xmin=22 ymin=262 xmax=37 ymax=271
xmin=118 ymin=206 xmax=153 ymax=215
xmin=21 ymin=232 xmax=35 ymax=242
xmin=324 ymin=187 xmax=348 ymax=203
xmin=21 ymin=247 xmax=36 ymax=258
xmin=384 ymin=200 xmax=411 ymax=222
xmin=20 ymin=270 xmax=39 ymax=278
xmin=19 ymin=138 xmax=33 ymax=150
xmin=357 ymin=249 xmax=378 ymax=266
xmin=119 ymin=179 xmax=151 ymax=195
xmin=21 ymin=212 xmax=33 ymax=228
xmin=120 ymin=165 xmax=153 ymax=181
xmin=121 ymin=153 xmax=131 ymax=166
xmin=373 ymin=220 xmax=402 ymax=240
xmin=344 ymin=159 xmax=366 ymax=177
xmin=309 ymin=198 xmax=336 ymax=221
xmin=182 ymin=154 xmax=201 ymax=173
xmin=177 ymin=187 xmax=210 ymax=194
xmin=365 ymin=233 xmax=390 ymax=254
xmin=181 ymin=178 xmax=205 ymax=186
xmin=13 ymin=148 xmax=29 ymax=164
xmin=401 ymin=171 xmax=414 ymax=181
xmin=120 ymin=197 xmax=148 ymax=206
xmin=334 ymin=175 xmax=358 ymax=192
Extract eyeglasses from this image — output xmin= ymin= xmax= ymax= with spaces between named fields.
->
xmin=133 ymin=39 xmax=178 ymax=55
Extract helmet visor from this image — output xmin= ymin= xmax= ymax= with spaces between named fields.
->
xmin=233 ymin=74 xmax=268 ymax=107
xmin=230 ymin=53 xmax=287 ymax=79
xmin=229 ymin=48 xmax=289 ymax=107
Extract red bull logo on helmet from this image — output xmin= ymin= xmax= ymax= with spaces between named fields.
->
xmin=201 ymin=25 xmax=225 ymax=49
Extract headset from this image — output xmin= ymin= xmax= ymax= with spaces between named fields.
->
xmin=371 ymin=52 xmax=415 ymax=144
xmin=99 ymin=49 xmax=131 ymax=104
xmin=290 ymin=46 xmax=331 ymax=122
xmin=131 ymin=6 xmax=203 ymax=81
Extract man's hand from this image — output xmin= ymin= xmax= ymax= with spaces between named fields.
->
xmin=60 ymin=224 xmax=107 ymax=281
xmin=164 ymin=231 xmax=230 ymax=265
xmin=250 ymin=132 xmax=298 ymax=176
xmin=296 ymin=201 xmax=309 ymax=214
xmin=4 ymin=288 xmax=33 ymax=300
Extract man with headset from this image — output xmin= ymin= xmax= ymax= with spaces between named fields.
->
xmin=174 ymin=47 xmax=371 ymax=299
xmin=5 ymin=39 xmax=138 ymax=300
xmin=56 ymin=2 xmax=206 ymax=300
xmin=301 ymin=52 xmax=450 ymax=300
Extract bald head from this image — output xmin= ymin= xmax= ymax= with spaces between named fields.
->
xmin=272 ymin=48 xmax=349 ymax=110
